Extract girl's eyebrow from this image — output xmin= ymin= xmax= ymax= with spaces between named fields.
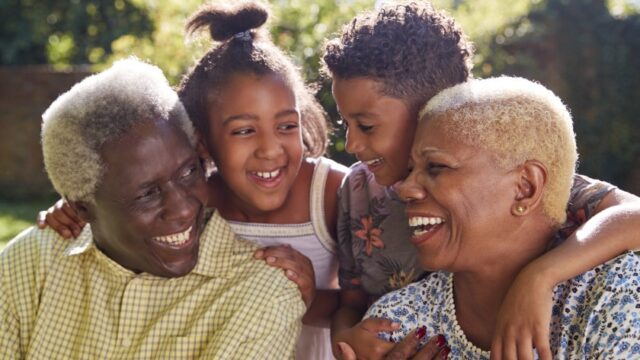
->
xmin=222 ymin=108 xmax=299 ymax=125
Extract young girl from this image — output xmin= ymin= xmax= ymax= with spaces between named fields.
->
xmin=322 ymin=2 xmax=640 ymax=359
xmin=37 ymin=3 xmax=347 ymax=359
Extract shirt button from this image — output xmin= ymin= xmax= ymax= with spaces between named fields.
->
xmin=122 ymin=337 xmax=132 ymax=347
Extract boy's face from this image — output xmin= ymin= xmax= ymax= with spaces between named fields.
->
xmin=204 ymin=72 xmax=304 ymax=215
xmin=332 ymin=76 xmax=417 ymax=186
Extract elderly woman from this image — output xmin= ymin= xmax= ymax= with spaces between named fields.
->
xmin=0 ymin=58 xmax=304 ymax=358
xmin=349 ymin=77 xmax=640 ymax=359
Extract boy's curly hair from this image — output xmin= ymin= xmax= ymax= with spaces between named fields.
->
xmin=323 ymin=1 xmax=474 ymax=110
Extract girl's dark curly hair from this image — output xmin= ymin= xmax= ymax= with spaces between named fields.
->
xmin=323 ymin=1 xmax=474 ymax=111
xmin=178 ymin=1 xmax=329 ymax=157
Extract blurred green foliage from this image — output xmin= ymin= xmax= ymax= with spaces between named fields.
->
xmin=481 ymin=0 xmax=640 ymax=193
xmin=0 ymin=0 xmax=153 ymax=66
xmin=1 ymin=0 xmax=638 ymax=192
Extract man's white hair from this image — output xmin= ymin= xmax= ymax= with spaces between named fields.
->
xmin=420 ymin=76 xmax=577 ymax=224
xmin=42 ymin=58 xmax=196 ymax=203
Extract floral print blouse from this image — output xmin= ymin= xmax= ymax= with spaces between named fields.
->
xmin=336 ymin=162 xmax=615 ymax=300
xmin=364 ymin=251 xmax=640 ymax=359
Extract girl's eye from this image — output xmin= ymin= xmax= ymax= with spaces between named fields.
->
xmin=278 ymin=122 xmax=299 ymax=132
xmin=231 ymin=128 xmax=254 ymax=136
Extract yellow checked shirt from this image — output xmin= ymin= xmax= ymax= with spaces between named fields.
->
xmin=0 ymin=211 xmax=305 ymax=359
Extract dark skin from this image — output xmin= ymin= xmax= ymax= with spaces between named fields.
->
xmin=72 ymin=119 xmax=209 ymax=277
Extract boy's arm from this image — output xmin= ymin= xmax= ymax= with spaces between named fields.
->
xmin=491 ymin=182 xmax=640 ymax=360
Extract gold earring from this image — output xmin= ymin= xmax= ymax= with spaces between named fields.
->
xmin=515 ymin=204 xmax=527 ymax=215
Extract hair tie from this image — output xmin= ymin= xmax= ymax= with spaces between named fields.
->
xmin=233 ymin=30 xmax=252 ymax=41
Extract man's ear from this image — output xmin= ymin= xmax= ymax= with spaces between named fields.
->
xmin=68 ymin=200 xmax=95 ymax=223
xmin=511 ymin=160 xmax=548 ymax=216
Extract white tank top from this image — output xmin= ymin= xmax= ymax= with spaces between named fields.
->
xmin=227 ymin=157 xmax=339 ymax=360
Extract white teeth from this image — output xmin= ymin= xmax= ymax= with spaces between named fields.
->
xmin=254 ymin=169 xmax=280 ymax=179
xmin=408 ymin=216 xmax=444 ymax=235
xmin=153 ymin=226 xmax=192 ymax=245
xmin=365 ymin=158 xmax=383 ymax=166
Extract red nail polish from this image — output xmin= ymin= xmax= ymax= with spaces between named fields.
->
xmin=436 ymin=334 xmax=446 ymax=348
xmin=441 ymin=346 xmax=451 ymax=360
xmin=415 ymin=326 xmax=427 ymax=339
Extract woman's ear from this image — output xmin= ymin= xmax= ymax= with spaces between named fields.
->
xmin=68 ymin=200 xmax=94 ymax=223
xmin=511 ymin=160 xmax=548 ymax=216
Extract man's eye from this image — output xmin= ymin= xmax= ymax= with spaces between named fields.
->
xmin=181 ymin=165 xmax=196 ymax=179
xmin=357 ymin=124 xmax=374 ymax=133
xmin=136 ymin=187 xmax=160 ymax=201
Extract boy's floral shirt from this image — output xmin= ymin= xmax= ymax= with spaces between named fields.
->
xmin=336 ymin=162 xmax=615 ymax=300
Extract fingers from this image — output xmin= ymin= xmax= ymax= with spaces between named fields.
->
xmin=532 ymin=327 xmax=552 ymax=360
xmin=337 ymin=342 xmax=357 ymax=360
xmin=490 ymin=335 xmax=503 ymax=360
xmin=516 ymin=335 xmax=534 ymax=360
xmin=384 ymin=327 xmax=424 ymax=360
xmin=254 ymin=245 xmax=316 ymax=306
xmin=360 ymin=317 xmax=402 ymax=333
xmin=414 ymin=334 xmax=450 ymax=360
xmin=40 ymin=199 xmax=85 ymax=238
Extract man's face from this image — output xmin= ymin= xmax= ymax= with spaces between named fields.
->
xmin=82 ymin=120 xmax=209 ymax=277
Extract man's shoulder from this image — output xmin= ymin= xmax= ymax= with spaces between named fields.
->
xmin=1 ymin=226 xmax=68 ymax=264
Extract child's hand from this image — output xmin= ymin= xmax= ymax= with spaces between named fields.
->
xmin=332 ymin=317 xmax=399 ymax=360
xmin=254 ymin=245 xmax=316 ymax=307
xmin=491 ymin=266 xmax=553 ymax=360
xmin=36 ymin=199 xmax=86 ymax=239
xmin=338 ymin=327 xmax=449 ymax=360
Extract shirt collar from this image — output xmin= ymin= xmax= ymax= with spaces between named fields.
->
xmin=62 ymin=210 xmax=256 ymax=279
xmin=191 ymin=210 xmax=258 ymax=278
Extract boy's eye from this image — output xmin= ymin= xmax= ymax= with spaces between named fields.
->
xmin=278 ymin=122 xmax=299 ymax=131
xmin=357 ymin=124 xmax=374 ymax=133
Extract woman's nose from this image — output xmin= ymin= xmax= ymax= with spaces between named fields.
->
xmin=397 ymin=173 xmax=427 ymax=203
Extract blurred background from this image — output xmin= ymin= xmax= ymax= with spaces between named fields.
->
xmin=1 ymin=0 xmax=639 ymax=248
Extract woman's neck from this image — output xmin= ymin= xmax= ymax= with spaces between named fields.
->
xmin=452 ymin=224 xmax=555 ymax=350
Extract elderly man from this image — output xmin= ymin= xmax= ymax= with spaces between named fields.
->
xmin=0 ymin=58 xmax=305 ymax=359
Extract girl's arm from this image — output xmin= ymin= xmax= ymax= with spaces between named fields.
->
xmin=36 ymin=198 xmax=86 ymax=238
xmin=491 ymin=182 xmax=640 ymax=360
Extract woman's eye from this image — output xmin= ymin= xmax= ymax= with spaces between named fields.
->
xmin=427 ymin=162 xmax=448 ymax=176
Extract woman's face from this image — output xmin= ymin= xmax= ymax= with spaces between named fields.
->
xmin=397 ymin=115 xmax=518 ymax=272
xmin=204 ymin=72 xmax=304 ymax=215
xmin=332 ymin=76 xmax=417 ymax=186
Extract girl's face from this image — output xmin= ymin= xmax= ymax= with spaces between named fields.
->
xmin=332 ymin=76 xmax=417 ymax=186
xmin=204 ymin=73 xmax=304 ymax=215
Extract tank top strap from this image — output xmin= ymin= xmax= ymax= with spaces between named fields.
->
xmin=309 ymin=157 xmax=337 ymax=253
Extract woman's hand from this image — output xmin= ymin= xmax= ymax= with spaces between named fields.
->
xmin=254 ymin=245 xmax=316 ymax=307
xmin=36 ymin=199 xmax=85 ymax=239
xmin=332 ymin=317 xmax=400 ymax=360
xmin=491 ymin=264 xmax=553 ymax=360
xmin=338 ymin=328 xmax=450 ymax=360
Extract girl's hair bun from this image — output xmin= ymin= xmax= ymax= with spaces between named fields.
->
xmin=186 ymin=1 xmax=269 ymax=42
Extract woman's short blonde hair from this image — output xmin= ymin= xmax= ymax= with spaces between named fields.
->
xmin=42 ymin=58 xmax=195 ymax=203
xmin=420 ymin=76 xmax=577 ymax=224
